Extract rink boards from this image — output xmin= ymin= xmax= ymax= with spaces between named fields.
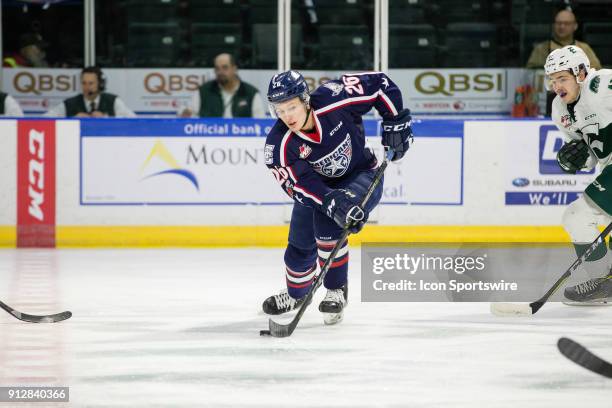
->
xmin=0 ymin=118 xmax=600 ymax=247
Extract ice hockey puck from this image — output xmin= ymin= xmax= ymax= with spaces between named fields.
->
xmin=260 ymin=330 xmax=271 ymax=336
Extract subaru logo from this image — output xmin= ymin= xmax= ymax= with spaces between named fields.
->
xmin=512 ymin=178 xmax=530 ymax=187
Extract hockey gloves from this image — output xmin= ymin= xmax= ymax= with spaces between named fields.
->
xmin=557 ymin=139 xmax=590 ymax=174
xmin=323 ymin=189 xmax=368 ymax=233
xmin=382 ymin=108 xmax=413 ymax=161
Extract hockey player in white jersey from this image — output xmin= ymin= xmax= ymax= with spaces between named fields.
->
xmin=545 ymin=45 xmax=612 ymax=303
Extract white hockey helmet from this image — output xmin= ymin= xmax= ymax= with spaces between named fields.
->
xmin=544 ymin=45 xmax=590 ymax=90
xmin=544 ymin=45 xmax=590 ymax=76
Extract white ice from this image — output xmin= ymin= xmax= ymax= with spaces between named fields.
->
xmin=1 ymin=248 xmax=611 ymax=407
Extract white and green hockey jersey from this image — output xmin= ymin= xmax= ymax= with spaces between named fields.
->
xmin=552 ymin=68 xmax=612 ymax=170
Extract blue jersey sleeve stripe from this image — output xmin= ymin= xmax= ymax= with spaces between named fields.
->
xmin=279 ymin=130 xmax=292 ymax=167
xmin=315 ymin=92 xmax=379 ymax=115
xmin=378 ymin=90 xmax=399 ymax=116
xmin=292 ymin=183 xmax=323 ymax=205
xmin=285 ymin=159 xmax=323 ymax=205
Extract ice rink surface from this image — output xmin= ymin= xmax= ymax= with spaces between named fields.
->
xmin=0 ymin=248 xmax=611 ymax=407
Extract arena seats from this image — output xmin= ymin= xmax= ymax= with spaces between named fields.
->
xmin=389 ymin=24 xmax=436 ymax=68
xmin=127 ymin=22 xmax=179 ymax=66
xmin=192 ymin=23 xmax=242 ymax=66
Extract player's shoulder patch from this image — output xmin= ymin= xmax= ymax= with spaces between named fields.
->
xmin=264 ymin=144 xmax=275 ymax=165
xmin=298 ymin=143 xmax=312 ymax=159
xmin=589 ymin=75 xmax=600 ymax=93
xmin=560 ymin=114 xmax=573 ymax=128
xmin=321 ymin=81 xmax=344 ymax=97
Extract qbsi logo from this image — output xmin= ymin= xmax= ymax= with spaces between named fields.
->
xmin=539 ymin=125 xmax=595 ymax=175
xmin=12 ymin=71 xmax=80 ymax=95
xmin=414 ymin=71 xmax=505 ymax=97
xmin=144 ymin=73 xmax=206 ymax=95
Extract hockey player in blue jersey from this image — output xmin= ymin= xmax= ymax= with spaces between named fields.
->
xmin=262 ymin=70 xmax=413 ymax=324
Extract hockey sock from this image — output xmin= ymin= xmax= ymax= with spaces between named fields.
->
xmin=317 ymin=239 xmax=349 ymax=290
xmin=573 ymin=241 xmax=612 ymax=278
xmin=286 ymin=263 xmax=317 ymax=299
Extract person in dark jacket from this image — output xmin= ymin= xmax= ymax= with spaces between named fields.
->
xmin=45 ymin=66 xmax=135 ymax=117
xmin=179 ymin=53 xmax=265 ymax=118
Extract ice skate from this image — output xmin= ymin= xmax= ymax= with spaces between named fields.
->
xmin=262 ymin=288 xmax=306 ymax=315
xmin=563 ymin=274 xmax=612 ymax=306
xmin=319 ymin=284 xmax=348 ymax=325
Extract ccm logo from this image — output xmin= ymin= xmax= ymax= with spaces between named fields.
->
xmin=383 ymin=122 xmax=411 ymax=132
xmin=27 ymin=129 xmax=45 ymax=221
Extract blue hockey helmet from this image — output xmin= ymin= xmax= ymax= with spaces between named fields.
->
xmin=267 ymin=70 xmax=310 ymax=115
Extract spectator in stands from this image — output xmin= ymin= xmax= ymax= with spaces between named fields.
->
xmin=3 ymin=33 xmax=49 ymax=68
xmin=45 ymin=66 xmax=135 ymax=117
xmin=0 ymin=91 xmax=24 ymax=116
xmin=526 ymin=9 xmax=601 ymax=69
xmin=179 ymin=53 xmax=265 ymax=118
xmin=526 ymin=9 xmax=602 ymax=116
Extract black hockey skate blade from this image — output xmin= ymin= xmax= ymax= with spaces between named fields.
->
xmin=259 ymin=330 xmax=271 ymax=336
xmin=14 ymin=310 xmax=72 ymax=323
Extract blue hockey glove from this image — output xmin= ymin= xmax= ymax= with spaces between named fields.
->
xmin=382 ymin=109 xmax=413 ymax=161
xmin=322 ymin=189 xmax=368 ymax=233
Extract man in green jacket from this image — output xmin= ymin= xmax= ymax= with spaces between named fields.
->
xmin=180 ymin=53 xmax=265 ymax=118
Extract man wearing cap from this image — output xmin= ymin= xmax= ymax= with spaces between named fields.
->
xmin=3 ymin=33 xmax=48 ymax=68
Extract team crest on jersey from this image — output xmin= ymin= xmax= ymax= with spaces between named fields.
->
xmin=265 ymin=144 xmax=275 ymax=164
xmin=561 ymin=114 xmax=573 ymax=128
xmin=310 ymin=134 xmax=352 ymax=177
xmin=589 ymin=76 xmax=600 ymax=93
xmin=323 ymin=82 xmax=344 ymax=96
xmin=299 ymin=143 xmax=312 ymax=159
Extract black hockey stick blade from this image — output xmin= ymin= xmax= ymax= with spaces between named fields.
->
xmin=492 ymin=222 xmax=612 ymax=317
xmin=558 ymin=337 xmax=612 ymax=379
xmin=0 ymin=300 xmax=72 ymax=323
xmin=267 ymin=316 xmax=297 ymax=338
xmin=264 ymin=149 xmax=393 ymax=338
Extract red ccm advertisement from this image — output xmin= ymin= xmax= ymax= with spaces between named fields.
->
xmin=17 ymin=120 xmax=56 ymax=247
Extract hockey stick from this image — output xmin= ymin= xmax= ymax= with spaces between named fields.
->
xmin=558 ymin=337 xmax=612 ymax=379
xmin=0 ymin=300 xmax=72 ymax=323
xmin=491 ymin=221 xmax=612 ymax=317
xmin=261 ymin=149 xmax=393 ymax=337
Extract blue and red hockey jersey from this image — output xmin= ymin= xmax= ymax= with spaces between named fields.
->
xmin=264 ymin=72 xmax=404 ymax=210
